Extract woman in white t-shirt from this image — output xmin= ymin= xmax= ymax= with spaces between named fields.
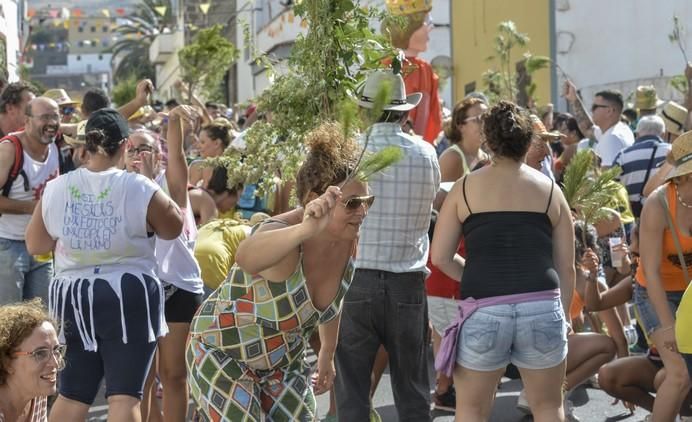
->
xmin=25 ymin=109 xmax=183 ymax=421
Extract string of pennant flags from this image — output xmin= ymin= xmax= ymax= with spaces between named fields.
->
xmin=27 ymin=3 xmax=214 ymax=21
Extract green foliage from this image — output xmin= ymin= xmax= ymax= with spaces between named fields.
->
xmin=562 ymin=150 xmax=623 ymax=234
xmin=111 ymin=74 xmax=138 ymax=107
xmin=213 ymin=0 xmax=396 ymax=195
xmin=669 ymin=14 xmax=689 ymax=64
xmin=354 ymin=146 xmax=404 ymax=182
xmin=671 ymin=74 xmax=688 ymax=96
xmin=482 ymin=21 xmax=549 ymax=106
xmin=109 ymin=0 xmax=174 ymax=83
xmin=178 ymin=24 xmax=238 ymax=102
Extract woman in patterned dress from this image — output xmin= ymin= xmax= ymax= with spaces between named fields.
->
xmin=186 ymin=122 xmax=374 ymax=421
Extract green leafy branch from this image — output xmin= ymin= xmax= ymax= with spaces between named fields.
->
xmin=669 ymin=14 xmax=689 ymax=65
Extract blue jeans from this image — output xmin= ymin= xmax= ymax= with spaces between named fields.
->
xmin=0 ymin=237 xmax=52 ymax=305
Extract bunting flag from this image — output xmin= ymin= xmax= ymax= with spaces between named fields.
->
xmin=199 ymin=3 xmax=211 ymax=15
xmin=48 ymin=9 xmax=59 ymax=18
xmin=116 ymin=8 xmax=126 ymax=16
xmin=63 ymin=20 xmax=70 ymax=29
xmin=155 ymin=6 xmax=167 ymax=16
xmin=52 ymin=19 xmax=61 ymax=27
xmin=72 ymin=9 xmax=83 ymax=17
xmin=27 ymin=8 xmax=36 ymax=18
xmin=102 ymin=9 xmax=110 ymax=18
xmin=61 ymin=7 xmax=70 ymax=19
xmin=287 ymin=11 xmax=294 ymax=23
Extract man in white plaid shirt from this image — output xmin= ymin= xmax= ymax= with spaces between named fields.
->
xmin=335 ymin=70 xmax=440 ymax=421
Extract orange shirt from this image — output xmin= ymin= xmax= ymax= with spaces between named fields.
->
xmin=569 ymin=290 xmax=584 ymax=321
xmin=636 ymin=183 xmax=692 ymax=292
xmin=401 ymin=56 xmax=442 ymax=144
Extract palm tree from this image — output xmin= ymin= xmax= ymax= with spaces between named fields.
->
xmin=109 ymin=0 xmax=174 ymax=83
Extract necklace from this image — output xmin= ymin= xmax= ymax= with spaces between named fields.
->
xmin=677 ymin=189 xmax=692 ymax=209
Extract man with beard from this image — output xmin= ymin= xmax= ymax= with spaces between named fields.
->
xmin=0 ymin=97 xmax=61 ymax=305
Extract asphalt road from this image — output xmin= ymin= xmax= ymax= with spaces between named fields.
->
xmin=85 ymin=348 xmax=654 ymax=421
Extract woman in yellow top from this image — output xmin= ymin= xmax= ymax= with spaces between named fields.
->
xmin=637 ymin=131 xmax=692 ymax=421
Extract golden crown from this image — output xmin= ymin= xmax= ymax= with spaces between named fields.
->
xmin=385 ymin=0 xmax=432 ymax=16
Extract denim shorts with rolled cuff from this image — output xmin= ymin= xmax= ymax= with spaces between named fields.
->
xmin=456 ymin=298 xmax=568 ymax=372
xmin=632 ymin=283 xmax=683 ymax=337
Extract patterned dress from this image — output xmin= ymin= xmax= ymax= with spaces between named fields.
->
xmin=186 ymin=254 xmax=354 ymax=421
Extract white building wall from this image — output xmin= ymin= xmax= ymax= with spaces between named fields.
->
xmin=0 ymin=0 xmax=22 ymax=81
xmin=66 ymin=53 xmax=112 ymax=74
xmin=234 ymin=0 xmax=452 ymax=109
xmin=555 ymin=0 xmax=692 ymax=109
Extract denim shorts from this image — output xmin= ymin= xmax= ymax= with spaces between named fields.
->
xmin=456 ymin=298 xmax=568 ymax=371
xmin=633 ymin=283 xmax=684 ymax=336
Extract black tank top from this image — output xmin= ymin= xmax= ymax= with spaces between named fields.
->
xmin=459 ymin=177 xmax=560 ymax=300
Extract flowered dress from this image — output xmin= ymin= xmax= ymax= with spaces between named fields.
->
xmin=186 ymin=252 xmax=354 ymax=421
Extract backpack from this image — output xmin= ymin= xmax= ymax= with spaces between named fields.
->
xmin=0 ymin=133 xmax=66 ymax=198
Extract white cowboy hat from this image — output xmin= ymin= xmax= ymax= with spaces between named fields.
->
xmin=357 ymin=70 xmax=422 ymax=112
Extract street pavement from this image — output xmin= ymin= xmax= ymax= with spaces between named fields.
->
xmin=86 ymin=347 xmax=654 ymax=421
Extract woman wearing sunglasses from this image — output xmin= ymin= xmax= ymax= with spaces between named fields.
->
xmin=186 ymin=122 xmax=373 ymax=421
xmin=0 ymin=299 xmax=64 ymax=422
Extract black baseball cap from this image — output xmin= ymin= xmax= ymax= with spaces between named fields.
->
xmin=85 ymin=108 xmax=129 ymax=143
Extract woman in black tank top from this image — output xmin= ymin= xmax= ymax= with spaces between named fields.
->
xmin=431 ymin=101 xmax=576 ymax=421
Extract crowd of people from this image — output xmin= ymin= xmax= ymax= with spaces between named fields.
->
xmin=0 ymin=42 xmax=692 ymax=422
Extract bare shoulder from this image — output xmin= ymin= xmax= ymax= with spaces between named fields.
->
xmin=253 ymin=208 xmax=302 ymax=234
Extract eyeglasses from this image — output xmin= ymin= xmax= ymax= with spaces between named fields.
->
xmin=342 ymin=195 xmax=375 ymax=211
xmin=27 ymin=113 xmax=61 ymax=122
xmin=463 ymin=115 xmax=483 ymax=124
xmin=61 ymin=107 xmax=75 ymax=115
xmin=591 ymin=104 xmax=610 ymax=112
xmin=126 ymin=144 xmax=155 ymax=156
xmin=14 ymin=344 xmax=66 ymax=369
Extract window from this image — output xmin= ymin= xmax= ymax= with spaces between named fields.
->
xmin=76 ymin=55 xmax=81 ymax=61
xmin=102 ymin=26 xmax=108 ymax=32
xmin=77 ymin=41 xmax=83 ymax=47
xmin=91 ymin=26 xmax=96 ymax=32
xmin=78 ymin=27 xmax=83 ymax=33
xmin=98 ymin=54 xmax=103 ymax=60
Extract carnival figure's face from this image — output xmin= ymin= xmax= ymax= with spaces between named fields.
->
xmin=408 ymin=14 xmax=432 ymax=54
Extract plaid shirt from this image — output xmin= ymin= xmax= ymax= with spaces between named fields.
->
xmin=355 ymin=123 xmax=440 ymax=274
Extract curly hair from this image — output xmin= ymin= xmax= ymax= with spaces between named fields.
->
xmin=295 ymin=121 xmax=359 ymax=206
xmin=444 ymin=97 xmax=485 ymax=144
xmin=0 ymin=82 xmax=35 ymax=114
xmin=0 ymin=299 xmax=55 ymax=386
xmin=202 ymin=118 xmax=237 ymax=149
xmin=482 ymin=101 xmax=533 ymax=161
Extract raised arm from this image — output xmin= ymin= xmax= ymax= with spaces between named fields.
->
xmin=166 ymin=105 xmax=197 ymax=208
xmin=563 ymin=80 xmax=596 ymax=140
xmin=174 ymin=80 xmax=213 ymax=125
xmin=118 ymin=79 xmax=153 ymax=120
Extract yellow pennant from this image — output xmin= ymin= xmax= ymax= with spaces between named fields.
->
xmin=155 ymin=6 xmax=167 ymax=16
xmin=199 ymin=3 xmax=211 ymax=15
xmin=102 ymin=9 xmax=110 ymax=18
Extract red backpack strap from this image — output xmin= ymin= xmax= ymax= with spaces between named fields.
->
xmin=1 ymin=135 xmax=24 ymax=197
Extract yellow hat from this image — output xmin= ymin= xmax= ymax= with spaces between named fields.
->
xmin=634 ymin=85 xmax=663 ymax=111
xmin=385 ymin=0 xmax=432 ymax=16
xmin=43 ymin=88 xmax=80 ymax=106
xmin=660 ymin=101 xmax=687 ymax=136
xmin=128 ymin=105 xmax=155 ymax=121
xmin=666 ymin=130 xmax=692 ymax=181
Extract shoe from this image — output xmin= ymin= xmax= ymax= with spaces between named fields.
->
xmin=516 ymin=389 xmax=532 ymax=415
xmin=369 ymin=408 xmax=382 ymax=422
xmin=432 ymin=386 xmax=456 ymax=412
xmin=564 ymin=398 xmax=580 ymax=422
xmin=321 ymin=414 xmax=337 ymax=422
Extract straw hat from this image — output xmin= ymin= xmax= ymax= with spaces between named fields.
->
xmin=634 ymin=85 xmax=664 ymax=111
xmin=385 ymin=0 xmax=432 ymax=15
xmin=666 ymin=130 xmax=692 ymax=181
xmin=660 ymin=101 xmax=687 ymax=136
xmin=529 ymin=114 xmax=563 ymax=140
xmin=43 ymin=89 xmax=80 ymax=106
xmin=357 ymin=70 xmax=422 ymax=112
xmin=64 ymin=120 xmax=87 ymax=146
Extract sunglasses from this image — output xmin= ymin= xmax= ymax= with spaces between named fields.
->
xmin=61 ymin=106 xmax=75 ymax=115
xmin=463 ymin=114 xmax=483 ymax=124
xmin=591 ymin=104 xmax=610 ymax=112
xmin=14 ymin=344 xmax=67 ymax=370
xmin=342 ymin=195 xmax=375 ymax=211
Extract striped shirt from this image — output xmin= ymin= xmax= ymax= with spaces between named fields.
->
xmin=613 ymin=135 xmax=671 ymax=215
xmin=0 ymin=396 xmax=48 ymax=422
xmin=355 ymin=123 xmax=441 ymax=275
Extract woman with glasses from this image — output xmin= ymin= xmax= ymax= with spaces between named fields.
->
xmin=24 ymin=108 xmax=183 ymax=422
xmin=186 ymin=122 xmax=373 ymax=421
xmin=438 ymin=97 xmax=489 ymax=183
xmin=0 ymin=299 xmax=62 ymax=422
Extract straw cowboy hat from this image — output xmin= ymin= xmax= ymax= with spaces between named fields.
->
xmin=529 ymin=114 xmax=563 ymax=140
xmin=635 ymin=85 xmax=664 ymax=110
xmin=64 ymin=120 xmax=87 ymax=147
xmin=357 ymin=70 xmax=422 ymax=112
xmin=43 ymin=88 xmax=80 ymax=106
xmin=660 ymin=101 xmax=688 ymax=136
xmin=666 ymin=130 xmax=692 ymax=181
